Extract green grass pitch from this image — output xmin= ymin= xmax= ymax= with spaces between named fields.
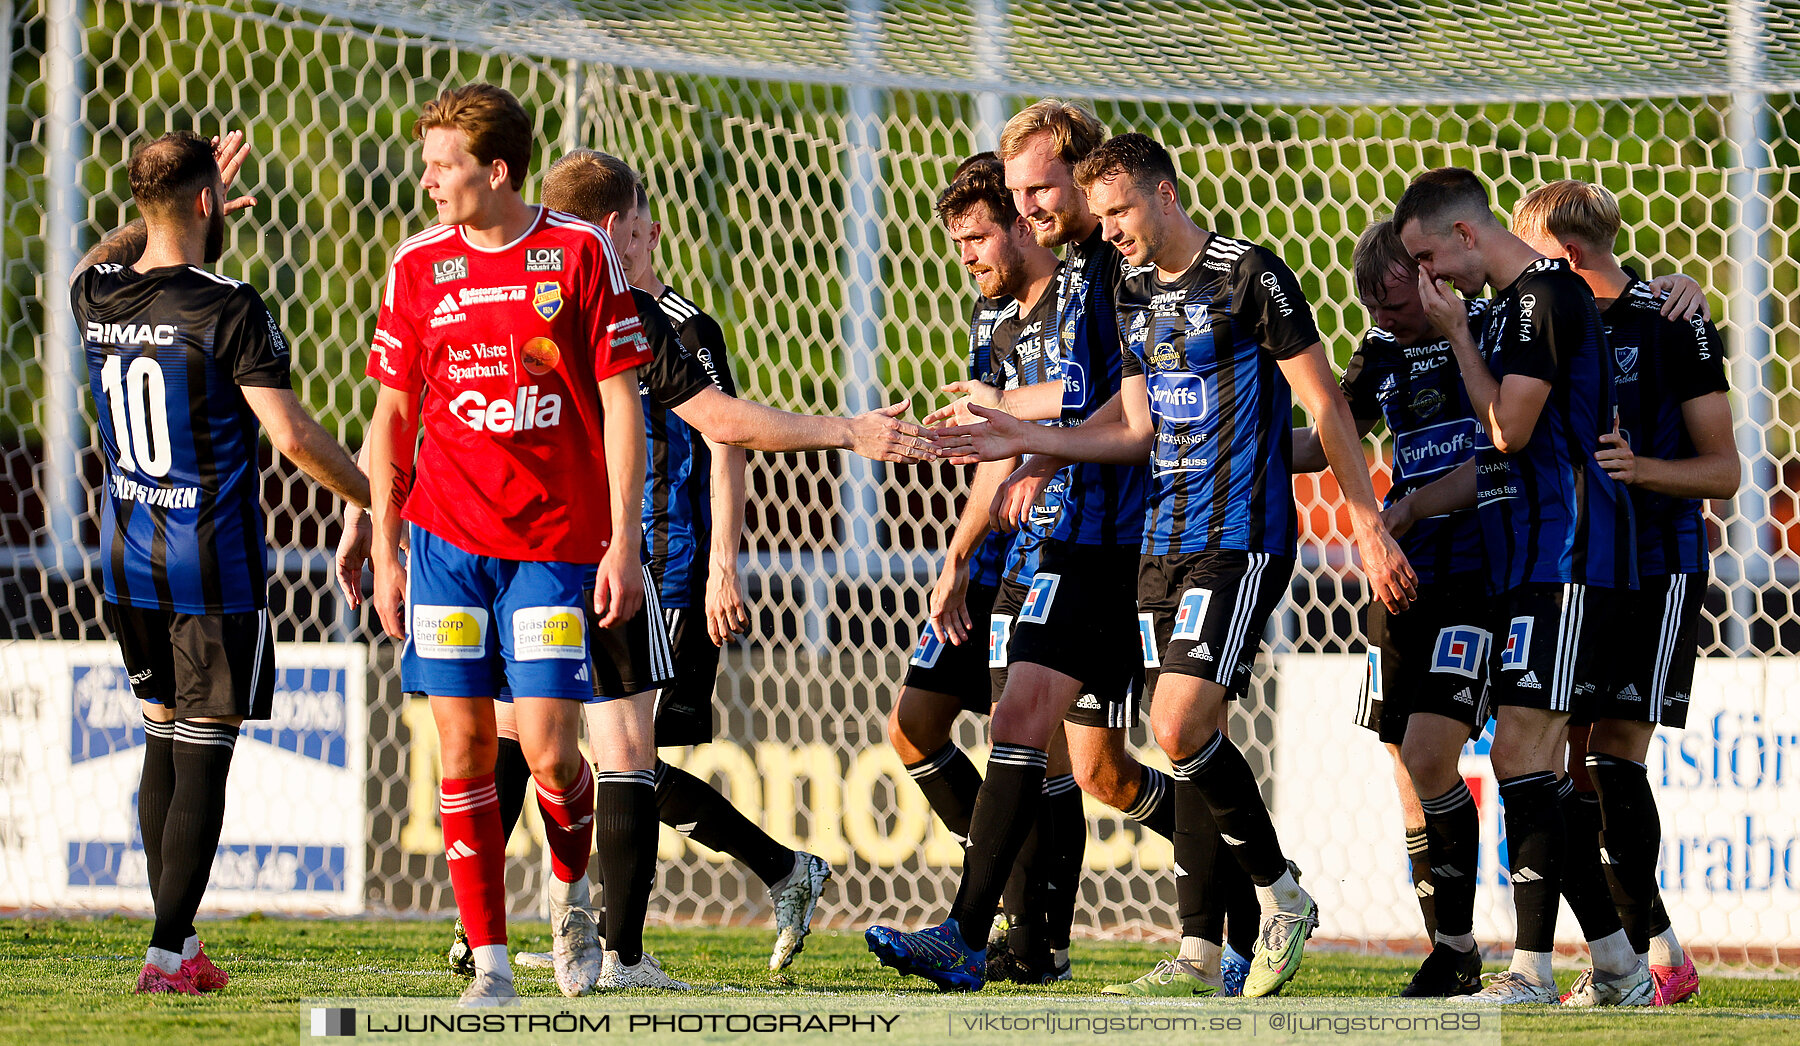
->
xmin=2 ymin=917 xmax=1795 ymax=1045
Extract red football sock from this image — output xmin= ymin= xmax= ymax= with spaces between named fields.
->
xmin=440 ymin=774 xmax=508 ymax=947
xmin=535 ymin=768 xmax=595 ymax=885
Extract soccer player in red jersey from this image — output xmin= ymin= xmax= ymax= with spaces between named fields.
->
xmin=365 ymin=84 xmax=657 ymax=1003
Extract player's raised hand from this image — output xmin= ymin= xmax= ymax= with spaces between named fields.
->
xmin=928 ymin=558 xmax=974 ymax=645
xmin=593 ymin=543 xmax=644 ymax=629
xmin=704 ymin=561 xmax=752 ymax=646
xmin=1358 ymin=523 xmax=1418 ymax=613
xmin=334 ymin=509 xmax=372 ymax=608
xmin=989 ymin=455 xmax=1058 ymax=533
xmin=934 ymin=402 xmax=1032 ymax=465
xmin=1596 ymin=415 xmax=1637 ymax=484
xmin=1415 ymin=268 xmax=1470 ymax=340
xmin=209 ymin=130 xmax=258 ymax=214
xmin=847 ymin=401 xmax=939 ymax=462
xmin=1645 ymin=273 xmax=1711 ymax=321
xmin=923 ymin=380 xmax=1002 ymax=428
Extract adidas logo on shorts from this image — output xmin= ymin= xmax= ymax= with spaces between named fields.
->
xmin=1618 ymin=682 xmax=1641 ymax=701
xmin=1187 ymin=642 xmax=1214 ymax=661
xmin=1453 ymin=687 xmax=1474 ymax=705
xmin=1517 ymin=670 xmax=1542 ymax=689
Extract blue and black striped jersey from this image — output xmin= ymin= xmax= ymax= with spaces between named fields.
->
xmin=74 ymin=262 xmax=291 ymax=614
xmin=964 ymin=295 xmax=1015 ymax=588
xmin=977 ymin=288 xmax=1069 ymax=585
xmin=1473 ymin=257 xmax=1635 ymax=592
xmin=639 ymin=286 xmax=729 ymax=607
xmin=1340 ymin=300 xmax=1491 ymax=584
xmin=1116 ymin=234 xmax=1320 ymax=556
xmin=1048 ymin=226 xmax=1147 ymax=548
xmin=1603 ymin=276 xmax=1729 ymax=577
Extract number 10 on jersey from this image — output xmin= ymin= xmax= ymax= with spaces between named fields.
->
xmin=100 ymin=354 xmax=172 ymax=478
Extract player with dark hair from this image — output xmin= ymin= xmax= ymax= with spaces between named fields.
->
xmin=1513 ymin=180 xmax=1736 ymax=1007
xmin=864 ymin=102 xmax=1176 ymax=993
xmin=366 ymin=83 xmax=655 ymax=1003
xmin=1387 ymin=167 xmax=1636 ymax=1004
xmin=936 ymin=132 xmax=1415 ymax=998
xmin=73 ymin=129 xmax=369 ymax=994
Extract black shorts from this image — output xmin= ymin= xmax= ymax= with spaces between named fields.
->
xmin=103 ymin=601 xmax=275 ymax=720
xmin=1005 ymin=540 xmax=1142 ymax=726
xmin=652 ymin=606 xmax=728 ymax=746
xmin=1583 ymin=571 xmax=1705 ymax=729
xmin=1138 ymin=550 xmax=1292 ymax=701
xmin=1489 ymin=581 xmax=1609 ymax=715
xmin=900 ymin=581 xmax=1000 ymax=715
xmin=586 ymin=566 xmax=677 ymax=702
xmin=992 ymin=576 xmax=1133 ymax=729
xmin=1358 ymin=578 xmax=1493 ymax=744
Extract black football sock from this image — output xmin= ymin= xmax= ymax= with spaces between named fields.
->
xmin=1406 ymin=827 xmax=1438 ymax=943
xmin=949 ymin=743 xmax=1046 ymax=949
xmin=1420 ymin=780 xmax=1479 ymax=942
xmin=1558 ymin=777 xmax=1625 ymax=942
xmin=654 ymin=760 xmax=795 ymax=887
xmin=593 ymin=771 xmax=657 ymax=965
xmin=1040 ymin=774 xmax=1085 ymax=952
xmin=1498 ymin=771 xmax=1564 ymax=953
xmin=138 ymin=716 xmax=176 ymax=910
xmin=1588 ymin=753 xmax=1661 ymax=953
xmin=1122 ymin=764 xmax=1174 ymax=841
xmin=1178 ymin=731 xmax=1288 ymax=886
xmin=150 ymin=720 xmax=238 ymax=954
xmin=494 ymin=734 xmax=531 ymax=841
xmin=1221 ymin=855 xmax=1258 ymax=959
xmin=1646 ymin=893 xmax=1673 ymax=941
xmin=1004 ymin=823 xmax=1042 ymax=961
xmin=904 ymin=741 xmax=983 ymax=841
xmin=1170 ymin=774 xmax=1224 ymax=944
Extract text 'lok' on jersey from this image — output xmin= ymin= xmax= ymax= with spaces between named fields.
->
xmin=1115 ymin=235 xmax=1319 ymax=557
xmin=74 ymin=263 xmax=292 ymax=614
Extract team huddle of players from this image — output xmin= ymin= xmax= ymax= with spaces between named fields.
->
xmin=872 ymin=102 xmax=1732 ymax=1007
xmin=74 ymin=81 xmax=1731 ymax=1008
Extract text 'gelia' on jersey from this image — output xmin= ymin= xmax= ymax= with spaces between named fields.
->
xmin=1604 ymin=276 xmax=1730 ymax=578
xmin=1474 ymin=257 xmax=1635 ymax=592
xmin=1049 ymin=225 xmax=1147 ymax=548
xmin=1341 ymin=300 xmax=1491 ymax=584
xmin=1116 ymin=234 xmax=1319 ymax=557
xmin=75 ymin=263 xmax=292 ymax=614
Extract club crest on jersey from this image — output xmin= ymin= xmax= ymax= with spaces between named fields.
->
xmin=988 ymin=616 xmax=1011 ymax=668
xmin=1171 ymin=588 xmax=1213 ymax=641
xmin=1431 ymin=625 xmax=1490 ymax=679
xmin=524 ymin=247 xmax=564 ymax=272
xmin=1615 ymin=343 xmax=1639 ymax=378
xmin=532 ymin=281 xmax=563 ymax=321
xmin=1138 ymin=612 xmax=1160 ymax=668
xmin=432 ymin=255 xmax=468 ymax=284
xmin=1500 ymin=616 xmax=1533 ymax=671
xmin=1185 ymin=302 xmax=1212 ymax=334
xmin=1410 ymin=387 xmax=1445 ymax=419
xmin=1018 ymin=574 xmax=1060 ymax=624
xmin=909 ymin=625 xmax=944 ymax=669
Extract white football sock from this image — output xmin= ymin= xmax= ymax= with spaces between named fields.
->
xmin=1588 ymin=929 xmax=1638 ymax=977
xmin=549 ymin=874 xmax=591 ymax=911
xmin=1177 ymin=936 xmax=1223 ymax=979
xmin=1508 ymin=948 xmax=1554 ymax=987
xmin=1254 ymin=869 xmax=1304 ymax=914
xmin=181 ymin=934 xmax=200 ymax=961
xmin=146 ymin=946 xmax=183 ymax=975
xmin=1435 ymin=931 xmax=1476 ymax=953
xmin=473 ymin=944 xmax=512 ymax=980
xmin=1649 ymin=927 xmax=1684 ymax=967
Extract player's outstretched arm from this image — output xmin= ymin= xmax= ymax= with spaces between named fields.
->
xmin=1383 ymin=459 xmax=1477 ymax=539
xmin=1645 ymin=272 xmax=1709 ymax=322
xmin=594 ymin=367 xmax=647 ymax=629
xmin=672 ymin=387 xmax=938 ymax=462
xmin=1596 ymin=394 xmax=1740 ymax=500
xmin=703 ymin=437 xmax=751 ymax=645
xmin=935 ymin=382 xmax=1148 ymax=466
xmin=1283 ymin=343 xmax=1417 ymax=612
xmin=923 ymin=379 xmax=1066 ymax=427
xmin=333 ymin=441 xmax=375 ymax=608
xmin=367 ymin=385 xmax=418 ymax=639
xmin=1291 ymin=418 xmax=1377 ymax=474
xmin=241 ymin=386 xmax=370 ymax=511
xmin=990 ymin=454 xmax=1064 ymax=534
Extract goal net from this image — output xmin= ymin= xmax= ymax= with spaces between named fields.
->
xmin=0 ymin=0 xmax=1794 ymax=973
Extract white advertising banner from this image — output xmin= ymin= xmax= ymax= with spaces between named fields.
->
xmin=1273 ymin=654 xmax=1797 ymax=949
xmin=0 ymin=641 xmax=367 ymax=914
